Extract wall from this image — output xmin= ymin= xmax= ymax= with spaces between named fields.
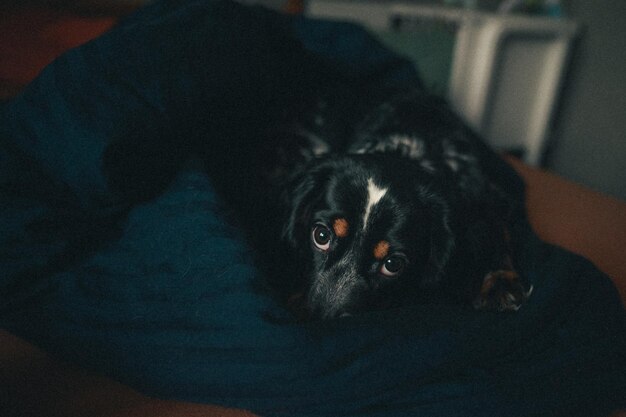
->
xmin=545 ymin=1 xmax=626 ymax=201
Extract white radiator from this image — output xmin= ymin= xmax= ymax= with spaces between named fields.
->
xmin=307 ymin=1 xmax=579 ymax=165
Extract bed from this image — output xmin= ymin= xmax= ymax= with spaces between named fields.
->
xmin=1 ymin=1 xmax=625 ymax=416
xmin=1 ymin=158 xmax=625 ymax=417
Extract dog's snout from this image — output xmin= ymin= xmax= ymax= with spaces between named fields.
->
xmin=307 ymin=267 xmax=366 ymax=319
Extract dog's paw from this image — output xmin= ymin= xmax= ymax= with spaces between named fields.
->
xmin=473 ymin=270 xmax=533 ymax=312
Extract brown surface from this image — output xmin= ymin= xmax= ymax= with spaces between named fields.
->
xmin=0 ymin=6 xmax=118 ymax=100
xmin=507 ymin=156 xmax=626 ymax=304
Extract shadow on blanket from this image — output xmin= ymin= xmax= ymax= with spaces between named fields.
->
xmin=1 ymin=1 xmax=625 ymax=416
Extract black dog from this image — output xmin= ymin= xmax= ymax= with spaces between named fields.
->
xmin=246 ymin=88 xmax=533 ymax=320
xmin=129 ymin=86 xmax=532 ymax=320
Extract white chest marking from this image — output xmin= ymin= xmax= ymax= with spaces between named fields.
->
xmin=363 ymin=178 xmax=388 ymax=230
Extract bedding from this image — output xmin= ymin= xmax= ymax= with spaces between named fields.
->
xmin=0 ymin=1 xmax=625 ymax=416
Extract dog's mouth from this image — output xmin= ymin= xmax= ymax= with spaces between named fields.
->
xmin=309 ymin=307 xmax=355 ymax=321
xmin=286 ymin=290 xmax=357 ymax=320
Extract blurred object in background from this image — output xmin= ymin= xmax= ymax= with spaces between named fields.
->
xmin=307 ymin=0 xmax=578 ymax=166
xmin=1 ymin=0 xmax=623 ymax=201
xmin=284 ymin=0 xmax=305 ymax=14
xmin=442 ymin=0 xmax=478 ymax=10
xmin=498 ymin=0 xmax=563 ymax=17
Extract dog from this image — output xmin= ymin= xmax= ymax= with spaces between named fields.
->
xmin=185 ymin=85 xmax=532 ymax=320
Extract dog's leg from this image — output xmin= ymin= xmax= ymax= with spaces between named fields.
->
xmin=472 ymin=254 xmax=533 ymax=312
xmin=473 ymin=225 xmax=532 ymax=312
xmin=458 ymin=219 xmax=532 ymax=312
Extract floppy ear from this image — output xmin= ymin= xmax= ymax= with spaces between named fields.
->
xmin=422 ymin=196 xmax=455 ymax=287
xmin=281 ymin=168 xmax=326 ymax=251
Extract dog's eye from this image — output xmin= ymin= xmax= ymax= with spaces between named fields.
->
xmin=312 ymin=225 xmax=332 ymax=251
xmin=380 ymin=256 xmax=406 ymax=277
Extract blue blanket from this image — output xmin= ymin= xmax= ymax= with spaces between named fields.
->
xmin=1 ymin=1 xmax=625 ymax=416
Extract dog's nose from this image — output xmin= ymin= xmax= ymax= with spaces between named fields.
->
xmin=310 ymin=306 xmax=353 ymax=320
xmin=306 ymin=292 xmax=347 ymax=320
xmin=306 ymin=286 xmax=360 ymax=320
xmin=307 ymin=301 xmax=340 ymax=320
xmin=306 ymin=263 xmax=366 ymax=320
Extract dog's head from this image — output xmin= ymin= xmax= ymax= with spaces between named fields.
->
xmin=282 ymin=155 xmax=455 ymax=319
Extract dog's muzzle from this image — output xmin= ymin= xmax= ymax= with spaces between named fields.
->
xmin=307 ymin=255 xmax=368 ymax=319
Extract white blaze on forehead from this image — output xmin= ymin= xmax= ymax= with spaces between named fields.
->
xmin=362 ymin=178 xmax=388 ymax=230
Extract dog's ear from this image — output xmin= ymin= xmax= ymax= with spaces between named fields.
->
xmin=281 ymin=168 xmax=325 ymax=251
xmin=422 ymin=195 xmax=455 ymax=287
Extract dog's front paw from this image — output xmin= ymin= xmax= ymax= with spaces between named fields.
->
xmin=473 ymin=270 xmax=533 ymax=312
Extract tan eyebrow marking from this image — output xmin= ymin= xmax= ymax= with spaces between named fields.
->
xmin=333 ymin=218 xmax=349 ymax=238
xmin=373 ymin=240 xmax=390 ymax=260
